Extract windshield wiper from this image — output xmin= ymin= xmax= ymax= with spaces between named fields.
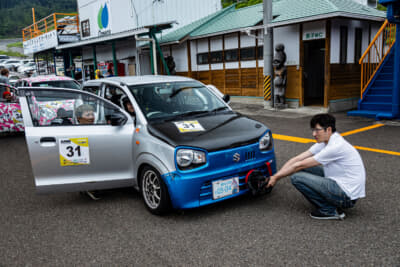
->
xmin=161 ymin=110 xmax=210 ymax=122
xmin=210 ymin=106 xmax=230 ymax=113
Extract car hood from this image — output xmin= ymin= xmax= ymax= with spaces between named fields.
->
xmin=147 ymin=112 xmax=268 ymax=151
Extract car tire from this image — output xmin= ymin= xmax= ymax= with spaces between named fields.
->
xmin=140 ymin=166 xmax=171 ymax=215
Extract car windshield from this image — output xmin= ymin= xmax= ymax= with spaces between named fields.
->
xmin=128 ymin=81 xmax=230 ymax=122
xmin=31 ymin=80 xmax=80 ymax=90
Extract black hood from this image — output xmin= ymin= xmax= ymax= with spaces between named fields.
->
xmin=147 ymin=112 xmax=268 ymax=152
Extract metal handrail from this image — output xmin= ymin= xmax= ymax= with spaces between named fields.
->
xmin=359 ymin=20 xmax=396 ymax=99
xmin=22 ymin=13 xmax=79 ymax=42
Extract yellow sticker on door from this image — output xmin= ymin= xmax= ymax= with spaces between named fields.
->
xmin=59 ymin=138 xmax=90 ymax=166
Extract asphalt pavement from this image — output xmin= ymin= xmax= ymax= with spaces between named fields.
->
xmin=1 ymin=102 xmax=399 ymax=266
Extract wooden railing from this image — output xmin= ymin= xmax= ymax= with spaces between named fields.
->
xmin=22 ymin=13 xmax=79 ymax=41
xmin=359 ymin=20 xmax=396 ymax=99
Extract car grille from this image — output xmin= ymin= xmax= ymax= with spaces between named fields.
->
xmin=245 ymin=150 xmax=255 ymax=161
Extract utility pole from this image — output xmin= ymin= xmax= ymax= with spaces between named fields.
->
xmin=263 ymin=0 xmax=274 ymax=107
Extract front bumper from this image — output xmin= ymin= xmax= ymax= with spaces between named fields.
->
xmin=162 ymin=143 xmax=276 ymax=209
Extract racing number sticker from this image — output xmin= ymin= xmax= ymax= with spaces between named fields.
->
xmin=59 ymin=138 xmax=90 ymax=166
xmin=174 ymin=120 xmax=205 ymax=133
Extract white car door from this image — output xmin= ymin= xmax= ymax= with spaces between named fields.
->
xmin=19 ymin=87 xmax=136 ymax=193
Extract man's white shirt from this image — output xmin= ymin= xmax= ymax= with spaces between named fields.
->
xmin=309 ymin=132 xmax=366 ymax=200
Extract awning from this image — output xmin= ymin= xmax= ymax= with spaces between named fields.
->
xmin=56 ymin=21 xmax=176 ymax=50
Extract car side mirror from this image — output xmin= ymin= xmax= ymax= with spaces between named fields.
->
xmin=110 ymin=111 xmax=127 ymax=126
xmin=222 ymin=94 xmax=230 ymax=103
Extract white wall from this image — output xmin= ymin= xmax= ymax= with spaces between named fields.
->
xmin=171 ymin=43 xmax=188 ymax=72
xmin=78 ymin=0 xmax=221 ymax=39
xmin=330 ymin=19 xmax=372 ymax=64
xmin=274 ymin=24 xmax=300 ymax=66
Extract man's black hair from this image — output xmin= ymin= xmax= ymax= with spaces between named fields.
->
xmin=310 ymin=113 xmax=336 ymax=132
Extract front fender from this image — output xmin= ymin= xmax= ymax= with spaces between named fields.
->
xmin=134 ymin=152 xmax=174 ymax=189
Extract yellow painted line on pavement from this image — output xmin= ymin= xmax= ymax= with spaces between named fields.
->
xmin=272 ymin=134 xmax=315 ymax=144
xmin=341 ymin=123 xmax=384 ymax=137
xmin=273 ymin=133 xmax=400 ymax=156
xmin=353 ymin=146 xmax=400 ymax=156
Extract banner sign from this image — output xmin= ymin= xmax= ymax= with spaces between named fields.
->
xmin=23 ymin=30 xmax=58 ymax=55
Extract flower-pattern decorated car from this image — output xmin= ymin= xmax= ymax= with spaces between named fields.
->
xmin=0 ymin=76 xmax=80 ymax=133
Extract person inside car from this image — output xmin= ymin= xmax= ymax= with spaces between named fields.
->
xmin=2 ymin=91 xmax=12 ymax=102
xmin=75 ymin=104 xmax=95 ymax=125
xmin=122 ymin=97 xmax=135 ymax=117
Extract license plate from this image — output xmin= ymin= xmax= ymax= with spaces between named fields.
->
xmin=212 ymin=177 xmax=239 ymax=200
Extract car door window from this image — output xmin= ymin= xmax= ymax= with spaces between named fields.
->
xmin=24 ymin=89 xmax=126 ymax=126
xmin=105 ymin=85 xmax=126 ymax=107
xmin=82 ymin=85 xmax=101 ymax=96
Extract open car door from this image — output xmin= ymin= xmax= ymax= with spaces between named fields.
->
xmin=18 ymin=87 xmax=135 ymax=193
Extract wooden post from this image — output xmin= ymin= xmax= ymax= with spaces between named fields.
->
xmin=222 ymin=34 xmax=226 ymax=94
xmin=187 ymin=40 xmax=192 ymax=77
xmin=238 ymin=32 xmax=241 ymax=96
xmin=255 ymin=30 xmax=259 ymax=96
xmin=208 ymin=37 xmax=211 ymax=84
xmin=53 ymin=14 xmax=58 ymax=31
xmin=299 ymin=24 xmax=304 ymax=107
xmin=324 ymin=20 xmax=331 ymax=108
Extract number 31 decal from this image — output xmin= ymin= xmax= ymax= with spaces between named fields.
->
xmin=59 ymin=138 xmax=90 ymax=166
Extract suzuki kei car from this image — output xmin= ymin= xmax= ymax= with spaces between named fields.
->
xmin=19 ymin=76 xmax=276 ymax=214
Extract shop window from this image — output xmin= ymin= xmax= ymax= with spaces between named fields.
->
xmin=210 ymin=51 xmax=223 ymax=63
xmin=197 ymin=53 xmax=209 ymax=65
xmin=257 ymin=46 xmax=263 ymax=59
xmin=340 ymin=26 xmax=348 ymax=64
xmin=224 ymin=49 xmax=238 ymax=62
xmin=354 ymin=28 xmax=362 ymax=63
xmin=81 ymin=19 xmax=90 ymax=38
xmin=240 ymin=47 xmax=256 ymax=61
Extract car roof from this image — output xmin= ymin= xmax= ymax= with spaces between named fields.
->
xmin=83 ymin=75 xmax=196 ymax=87
xmin=19 ymin=75 xmax=75 ymax=83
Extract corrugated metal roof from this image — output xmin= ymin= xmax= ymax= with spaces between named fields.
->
xmin=272 ymin=0 xmax=385 ymax=24
xmin=191 ymin=4 xmax=263 ymax=37
xmin=158 ymin=5 xmax=235 ymax=44
xmin=159 ymin=0 xmax=385 ymax=44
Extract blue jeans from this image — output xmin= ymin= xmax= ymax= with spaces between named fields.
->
xmin=290 ymin=166 xmax=356 ymax=215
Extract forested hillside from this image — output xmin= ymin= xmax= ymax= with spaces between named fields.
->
xmin=0 ymin=0 xmax=76 ymax=38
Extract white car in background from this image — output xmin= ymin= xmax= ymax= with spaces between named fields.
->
xmin=2 ymin=59 xmax=23 ymax=71
xmin=18 ymin=62 xmax=36 ymax=73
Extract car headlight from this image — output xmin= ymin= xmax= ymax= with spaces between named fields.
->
xmin=176 ymin=149 xmax=206 ymax=169
xmin=259 ymin=132 xmax=272 ymax=151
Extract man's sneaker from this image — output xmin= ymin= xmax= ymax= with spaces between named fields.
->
xmin=310 ymin=210 xmax=345 ymax=220
xmin=337 ymin=208 xmax=346 ymax=219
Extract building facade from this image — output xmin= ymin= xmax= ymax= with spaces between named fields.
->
xmin=153 ymin=1 xmax=385 ymax=111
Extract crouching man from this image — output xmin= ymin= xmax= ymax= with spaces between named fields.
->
xmin=267 ymin=114 xmax=365 ymax=220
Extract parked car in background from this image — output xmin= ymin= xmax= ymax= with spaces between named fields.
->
xmin=0 ymin=55 xmax=10 ymax=61
xmin=15 ymin=75 xmax=81 ymax=89
xmin=17 ymin=62 xmax=36 ymax=74
xmin=1 ymin=76 xmax=81 ymax=134
xmin=8 ymin=72 xmax=26 ymax=87
xmin=2 ymin=59 xmax=23 ymax=71
xmin=0 ymin=83 xmax=23 ymax=133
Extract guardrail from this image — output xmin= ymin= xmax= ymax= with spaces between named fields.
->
xmin=359 ymin=20 xmax=396 ymax=99
xmin=22 ymin=13 xmax=79 ymax=42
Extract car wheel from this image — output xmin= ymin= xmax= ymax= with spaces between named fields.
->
xmin=141 ymin=166 xmax=171 ymax=215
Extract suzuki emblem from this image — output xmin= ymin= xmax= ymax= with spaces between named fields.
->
xmin=233 ymin=153 xmax=240 ymax=162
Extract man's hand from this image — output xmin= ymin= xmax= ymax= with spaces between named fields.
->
xmin=267 ymin=175 xmax=277 ymax=188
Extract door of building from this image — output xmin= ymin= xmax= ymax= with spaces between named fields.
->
xmin=303 ymin=39 xmax=325 ymax=106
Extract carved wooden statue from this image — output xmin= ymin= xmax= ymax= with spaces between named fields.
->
xmin=273 ymin=44 xmax=287 ymax=105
